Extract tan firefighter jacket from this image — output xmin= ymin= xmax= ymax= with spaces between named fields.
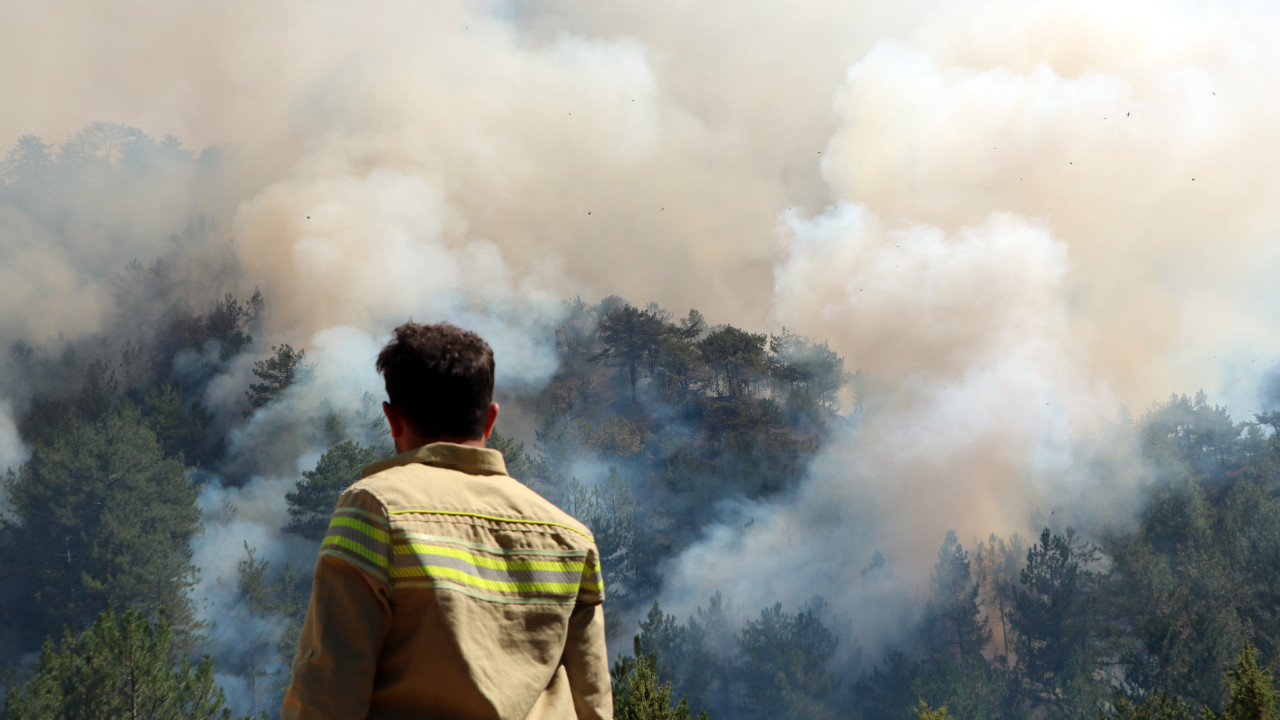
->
xmin=281 ymin=442 xmax=611 ymax=719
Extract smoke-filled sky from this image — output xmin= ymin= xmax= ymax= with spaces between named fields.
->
xmin=6 ymin=0 xmax=1280 ymax=659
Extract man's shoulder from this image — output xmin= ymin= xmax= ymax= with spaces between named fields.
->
xmin=498 ymin=477 xmax=596 ymax=543
xmin=349 ymin=462 xmax=596 ymax=545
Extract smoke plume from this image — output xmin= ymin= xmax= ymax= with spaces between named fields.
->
xmin=5 ymin=0 xmax=1280 ymax=697
xmin=660 ymin=0 xmax=1280 ymax=646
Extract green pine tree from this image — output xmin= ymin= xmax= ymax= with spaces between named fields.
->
xmin=4 ymin=608 xmax=242 ymax=719
xmin=738 ymin=600 xmax=838 ymax=720
xmin=614 ymin=637 xmax=706 ymax=720
xmin=244 ymin=344 xmax=308 ymax=413
xmin=1208 ymin=644 xmax=1279 ymax=720
xmin=922 ymin=531 xmax=991 ymax=662
xmin=0 ymin=403 xmax=200 ymax=641
xmin=1011 ymin=527 xmax=1105 ymax=713
xmin=283 ymin=440 xmax=381 ymax=541
xmin=140 ymin=382 xmax=223 ymax=468
xmin=592 ymin=303 xmax=669 ymax=403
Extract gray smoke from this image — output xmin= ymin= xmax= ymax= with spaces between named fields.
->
xmin=5 ymin=0 xmax=1280 ymax=706
xmin=659 ymin=0 xmax=1280 ymax=655
xmin=191 ymin=471 xmax=317 ymax=717
xmin=0 ymin=401 xmax=26 ymax=475
xmin=0 ymin=402 xmax=27 ymax=523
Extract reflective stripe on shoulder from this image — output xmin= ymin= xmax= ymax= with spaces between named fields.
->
xmin=577 ymin=558 xmax=605 ymax=605
xmin=321 ymin=507 xmax=392 ymax=580
xmin=389 ymin=532 xmax=590 ymax=604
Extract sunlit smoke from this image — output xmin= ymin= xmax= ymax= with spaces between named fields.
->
xmin=662 ymin=208 xmax=1140 ymax=650
xmin=4 ymin=0 xmax=1280 ymax=702
xmin=658 ymin=0 xmax=1280 ymax=655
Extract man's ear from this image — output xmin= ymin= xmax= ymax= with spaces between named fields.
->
xmin=383 ymin=401 xmax=407 ymax=441
xmin=482 ymin=402 xmax=500 ymax=441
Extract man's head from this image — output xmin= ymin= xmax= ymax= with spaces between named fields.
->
xmin=377 ymin=322 xmax=498 ymax=449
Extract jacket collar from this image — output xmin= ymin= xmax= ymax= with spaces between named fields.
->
xmin=361 ymin=442 xmax=509 ymax=479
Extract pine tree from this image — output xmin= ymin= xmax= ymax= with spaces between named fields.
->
xmin=1208 ymin=644 xmax=1279 ymax=720
xmin=558 ymin=466 xmax=638 ymax=608
xmin=698 ymin=326 xmax=767 ymax=398
xmin=738 ymin=600 xmax=838 ymax=720
xmin=613 ymin=637 xmax=705 ymax=720
xmin=0 ymin=404 xmax=199 ymax=641
xmin=637 ymin=601 xmax=687 ymax=682
xmin=973 ymin=533 xmax=1023 ymax=662
xmin=1011 ymin=527 xmax=1103 ymax=707
xmin=3 ymin=609 xmax=241 ymax=719
xmin=244 ymin=344 xmax=308 ymax=413
xmin=592 ymin=304 xmax=669 ymax=403
xmin=140 ymin=382 xmax=222 ymax=467
xmin=922 ymin=531 xmax=991 ymax=661
xmin=284 ymin=440 xmax=381 ymax=541
xmin=1 ymin=134 xmax=53 ymax=186
xmin=234 ymin=543 xmax=308 ymax=712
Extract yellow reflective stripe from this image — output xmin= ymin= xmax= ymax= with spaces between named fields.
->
xmin=329 ymin=516 xmax=390 ymax=544
xmin=323 ymin=535 xmax=391 ymax=571
xmin=388 ymin=508 xmax=594 ymax=542
xmin=579 ymin=559 xmax=604 ymax=599
xmin=392 ymin=564 xmax=580 ymax=594
xmin=395 ymin=543 xmax=586 ymax=573
xmin=320 ymin=549 xmax=391 ymax=582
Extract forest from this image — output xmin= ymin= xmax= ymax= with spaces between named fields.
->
xmin=4 ymin=125 xmax=1280 ymax=720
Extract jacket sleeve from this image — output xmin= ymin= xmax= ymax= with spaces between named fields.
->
xmin=563 ymin=547 xmax=612 ymax=719
xmin=282 ymin=488 xmax=394 ymax=720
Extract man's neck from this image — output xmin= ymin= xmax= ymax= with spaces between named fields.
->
xmin=395 ymin=434 xmax=486 ymax=454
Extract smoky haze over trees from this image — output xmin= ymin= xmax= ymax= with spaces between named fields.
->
xmin=5 ymin=0 xmax=1280 ymax=718
xmin=4 ymin=126 xmax=1280 ymax=720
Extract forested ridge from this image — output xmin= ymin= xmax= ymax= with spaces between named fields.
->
xmin=4 ymin=125 xmax=1280 ymax=720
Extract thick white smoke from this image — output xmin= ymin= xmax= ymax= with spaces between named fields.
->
xmin=662 ymin=209 xmax=1135 ymax=649
xmin=820 ymin=2 xmax=1280 ymax=412
xmin=6 ymin=0 xmax=1280 ymax=694
xmin=659 ymin=0 xmax=1280 ymax=650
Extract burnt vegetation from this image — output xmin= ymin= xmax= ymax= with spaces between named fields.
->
xmin=3 ymin=126 xmax=1280 ymax=719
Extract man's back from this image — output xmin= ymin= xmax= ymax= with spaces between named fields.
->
xmin=282 ymin=442 xmax=611 ymax=719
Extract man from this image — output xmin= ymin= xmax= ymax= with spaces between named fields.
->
xmin=283 ymin=322 xmax=612 ymax=719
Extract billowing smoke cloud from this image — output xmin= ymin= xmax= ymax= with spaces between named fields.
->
xmin=660 ymin=0 xmax=1280 ymax=647
xmin=0 ymin=0 xmax=859 ymax=344
xmin=819 ymin=1 xmax=1280 ymax=411
xmin=663 ymin=209 xmax=1138 ymax=648
xmin=5 ymin=0 xmax=1280 ymax=693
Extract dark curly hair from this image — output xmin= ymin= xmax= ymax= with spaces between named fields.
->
xmin=376 ymin=322 xmax=494 ymax=440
